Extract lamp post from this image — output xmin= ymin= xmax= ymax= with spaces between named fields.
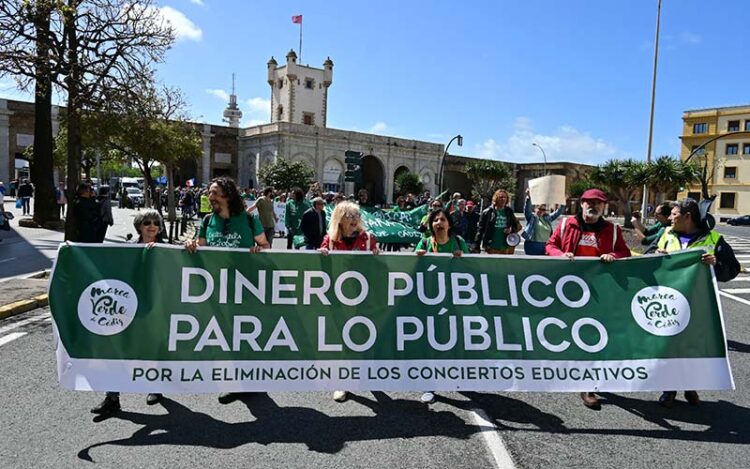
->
xmin=641 ymin=0 xmax=662 ymax=217
xmin=438 ymin=134 xmax=463 ymax=192
xmin=531 ymin=142 xmax=547 ymax=176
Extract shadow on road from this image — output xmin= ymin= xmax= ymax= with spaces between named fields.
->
xmin=727 ymin=340 xmax=750 ymax=354
xmin=77 ymin=392 xmax=483 ymax=462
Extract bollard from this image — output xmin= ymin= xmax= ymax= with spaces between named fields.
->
xmin=168 ymin=221 xmax=175 ymax=244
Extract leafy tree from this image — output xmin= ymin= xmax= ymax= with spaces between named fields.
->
xmin=394 ymin=171 xmax=423 ymax=197
xmin=258 ymin=158 xmax=315 ymax=192
xmin=465 ymin=160 xmax=516 ymax=205
xmin=568 ymin=178 xmax=606 ymax=199
xmin=645 ymin=155 xmax=700 ymax=202
xmin=691 ymin=151 xmax=724 ymax=200
xmin=588 ymin=159 xmax=646 ymax=228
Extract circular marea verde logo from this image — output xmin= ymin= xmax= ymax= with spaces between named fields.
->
xmin=630 ymin=286 xmax=690 ymax=336
xmin=77 ymin=279 xmax=138 ymax=336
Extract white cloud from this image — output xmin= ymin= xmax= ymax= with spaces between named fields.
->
xmin=189 ymin=0 xmax=205 ymax=6
xmin=642 ymin=31 xmax=702 ymax=51
xmin=244 ymin=97 xmax=270 ymax=126
xmin=206 ymin=88 xmax=229 ymax=102
xmin=369 ymin=121 xmax=388 ymax=134
xmin=159 ymin=6 xmax=202 ymax=41
xmin=472 ymin=117 xmax=621 ymax=164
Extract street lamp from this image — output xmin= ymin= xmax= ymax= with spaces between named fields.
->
xmin=531 ymin=142 xmax=547 ymax=176
xmin=438 ymin=134 xmax=463 ymax=192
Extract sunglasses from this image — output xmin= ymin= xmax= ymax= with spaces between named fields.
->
xmin=141 ymin=220 xmax=159 ymax=227
xmin=343 ymin=213 xmax=360 ymax=220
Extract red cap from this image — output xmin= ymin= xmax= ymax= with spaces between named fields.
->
xmin=466 ymin=201 xmax=475 ymax=207
xmin=580 ymin=188 xmax=608 ymax=202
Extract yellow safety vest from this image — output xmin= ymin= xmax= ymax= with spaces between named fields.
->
xmin=656 ymin=226 xmax=722 ymax=255
xmin=200 ymin=194 xmax=211 ymax=214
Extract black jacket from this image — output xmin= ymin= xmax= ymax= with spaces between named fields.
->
xmin=17 ymin=182 xmax=33 ymax=198
xmin=300 ymin=208 xmax=326 ymax=248
xmin=71 ymin=197 xmax=102 ymax=243
xmin=475 ymin=205 xmax=521 ymax=249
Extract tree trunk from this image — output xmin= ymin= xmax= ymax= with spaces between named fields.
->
xmin=63 ymin=4 xmax=81 ymax=240
xmin=166 ymin=161 xmax=176 ymax=222
xmin=142 ymin=164 xmax=154 ymax=208
xmin=30 ymin=3 xmax=59 ymax=227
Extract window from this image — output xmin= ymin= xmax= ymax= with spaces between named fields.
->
xmin=724 ymin=167 xmax=737 ymax=179
xmin=277 ymin=106 xmax=283 ymax=120
xmin=745 ymin=120 xmax=750 ymax=131
xmin=744 ymin=143 xmax=750 ymax=155
xmin=687 ymin=192 xmax=701 ymax=201
xmin=305 ymin=78 xmax=315 ymax=89
xmin=693 ymin=123 xmax=708 ymax=134
xmin=278 ymin=79 xmax=283 ymax=89
xmin=719 ymin=192 xmax=736 ymax=209
xmin=728 ymin=120 xmax=740 ymax=132
xmin=303 ymin=112 xmax=314 ymax=125
xmin=726 ymin=144 xmax=739 ymax=155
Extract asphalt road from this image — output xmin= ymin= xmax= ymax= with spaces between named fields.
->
xmin=0 ymin=217 xmax=749 ymax=468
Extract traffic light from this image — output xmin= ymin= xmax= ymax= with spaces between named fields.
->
xmin=344 ymin=150 xmax=363 ymax=183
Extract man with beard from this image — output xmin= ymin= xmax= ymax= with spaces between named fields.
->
xmin=185 ymin=177 xmax=268 ymax=405
xmin=545 ymin=188 xmax=630 ymax=410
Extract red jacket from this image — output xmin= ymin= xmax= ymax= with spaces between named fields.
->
xmin=545 ymin=216 xmax=630 ymax=258
xmin=321 ymin=231 xmax=377 ymax=251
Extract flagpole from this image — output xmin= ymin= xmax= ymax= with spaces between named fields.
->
xmin=299 ymin=21 xmax=303 ymax=63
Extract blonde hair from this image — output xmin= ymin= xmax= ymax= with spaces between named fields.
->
xmin=492 ymin=189 xmax=509 ymax=207
xmin=328 ymin=201 xmax=366 ymax=241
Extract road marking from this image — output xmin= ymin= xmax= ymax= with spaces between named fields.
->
xmin=470 ymin=408 xmax=516 ymax=469
xmin=734 ymin=255 xmax=750 ymax=259
xmin=728 ymin=277 xmax=750 ymax=282
xmin=0 ymin=332 xmax=28 ymax=347
xmin=721 ymin=288 xmax=750 ymax=294
xmin=0 ymin=312 xmax=50 ymax=335
xmin=720 ymin=291 xmax=750 ymax=307
xmin=0 ymin=257 xmax=16 ymax=264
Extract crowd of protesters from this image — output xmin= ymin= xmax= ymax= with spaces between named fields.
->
xmin=40 ymin=175 xmax=740 ymax=414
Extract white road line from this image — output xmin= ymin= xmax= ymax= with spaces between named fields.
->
xmin=728 ymin=277 xmax=750 ymax=282
xmin=720 ymin=291 xmax=750 ymax=307
xmin=721 ymin=288 xmax=750 ymax=294
xmin=470 ymin=408 xmax=516 ymax=469
xmin=734 ymin=255 xmax=750 ymax=259
xmin=0 ymin=332 xmax=28 ymax=347
xmin=0 ymin=257 xmax=16 ymax=264
xmin=0 ymin=312 xmax=50 ymax=335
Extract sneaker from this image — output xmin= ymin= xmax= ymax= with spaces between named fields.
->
xmin=218 ymin=392 xmax=237 ymax=404
xmin=580 ymin=392 xmax=601 ymax=410
xmin=684 ymin=390 xmax=700 ymax=406
xmin=333 ymin=390 xmax=349 ymax=402
xmin=420 ymin=392 xmax=436 ymax=404
xmin=91 ymin=395 xmax=121 ymax=414
xmin=658 ymin=391 xmax=677 ymax=408
xmin=146 ymin=393 xmax=163 ymax=405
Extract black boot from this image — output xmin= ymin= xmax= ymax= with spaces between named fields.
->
xmin=91 ymin=393 xmax=121 ymax=414
xmin=146 ymin=393 xmax=163 ymax=405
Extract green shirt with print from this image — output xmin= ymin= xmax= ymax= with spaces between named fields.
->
xmin=199 ymin=213 xmax=256 ymax=248
xmin=491 ymin=212 xmax=509 ymax=248
xmin=415 ymin=235 xmax=469 ymax=253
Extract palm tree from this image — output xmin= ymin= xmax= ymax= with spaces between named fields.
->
xmin=589 ymin=159 xmax=646 ymax=228
xmin=645 ymin=155 xmax=700 ymax=202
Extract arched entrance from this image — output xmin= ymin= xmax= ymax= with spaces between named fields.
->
xmin=392 ymin=165 xmax=409 ymax=201
xmin=358 ymin=155 xmax=385 ymax=204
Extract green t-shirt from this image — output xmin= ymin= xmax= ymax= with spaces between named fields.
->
xmin=285 ymin=199 xmax=312 ymax=232
xmin=532 ymin=217 xmax=552 ymax=243
xmin=199 ymin=213 xmax=256 ymax=248
xmin=491 ymin=212 xmax=509 ymax=248
xmin=415 ymin=236 xmax=469 ymax=253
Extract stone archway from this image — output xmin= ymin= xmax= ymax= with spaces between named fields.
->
xmin=359 ymin=155 xmax=385 ymax=204
xmin=392 ymin=165 xmax=410 ymax=201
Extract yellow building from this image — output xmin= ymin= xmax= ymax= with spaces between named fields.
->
xmin=680 ymin=105 xmax=750 ymax=220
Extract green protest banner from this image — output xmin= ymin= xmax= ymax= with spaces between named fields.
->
xmin=294 ymin=204 xmax=425 ymax=247
xmin=49 ymin=244 xmax=733 ymax=394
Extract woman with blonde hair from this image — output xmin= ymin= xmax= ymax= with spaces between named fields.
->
xmin=475 ymin=189 xmax=522 ymax=254
xmin=319 ymin=202 xmax=378 ymax=402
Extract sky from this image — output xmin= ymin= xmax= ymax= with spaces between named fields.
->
xmin=2 ymin=0 xmax=749 ymax=165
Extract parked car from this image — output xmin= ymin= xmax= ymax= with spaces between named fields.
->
xmin=125 ymin=187 xmax=144 ymax=208
xmin=727 ymin=215 xmax=750 ymax=226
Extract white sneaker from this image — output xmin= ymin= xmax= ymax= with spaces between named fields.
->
xmin=333 ymin=390 xmax=348 ymax=402
xmin=420 ymin=392 xmax=436 ymax=404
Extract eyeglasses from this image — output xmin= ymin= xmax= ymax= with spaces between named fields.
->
xmin=141 ymin=220 xmax=158 ymax=227
xmin=343 ymin=213 xmax=360 ymax=220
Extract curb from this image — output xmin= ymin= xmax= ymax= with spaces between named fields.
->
xmin=0 ymin=294 xmax=49 ymax=320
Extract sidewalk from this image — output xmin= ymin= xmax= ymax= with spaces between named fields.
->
xmin=0 ymin=274 xmax=49 ymax=320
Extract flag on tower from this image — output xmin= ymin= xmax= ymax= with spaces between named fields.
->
xmin=292 ymin=15 xmax=302 ymax=24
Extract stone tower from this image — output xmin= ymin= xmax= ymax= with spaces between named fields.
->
xmin=267 ymin=51 xmax=333 ymax=127
xmin=222 ymin=73 xmax=242 ymax=128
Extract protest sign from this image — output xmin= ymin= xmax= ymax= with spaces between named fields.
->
xmin=529 ymin=175 xmax=567 ymax=207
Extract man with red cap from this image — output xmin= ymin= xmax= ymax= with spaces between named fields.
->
xmin=545 ymin=187 xmax=631 ymax=409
